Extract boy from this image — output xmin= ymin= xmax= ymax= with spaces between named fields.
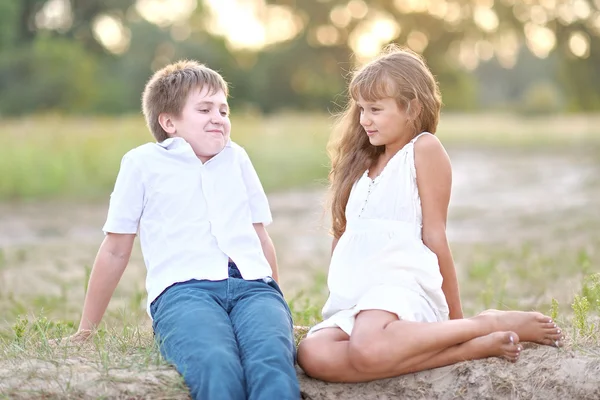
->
xmin=71 ymin=60 xmax=300 ymax=400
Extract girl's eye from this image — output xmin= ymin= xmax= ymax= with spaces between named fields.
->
xmin=371 ymin=108 xmax=380 ymax=112
xmin=199 ymin=109 xmax=209 ymax=113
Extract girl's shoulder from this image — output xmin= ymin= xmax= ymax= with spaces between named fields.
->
xmin=412 ymin=132 xmax=447 ymax=157
xmin=412 ymin=132 xmax=451 ymax=178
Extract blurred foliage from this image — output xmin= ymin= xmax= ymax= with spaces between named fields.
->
xmin=0 ymin=0 xmax=599 ymax=115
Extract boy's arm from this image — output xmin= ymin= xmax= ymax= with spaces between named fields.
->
xmin=414 ymin=134 xmax=464 ymax=320
xmin=73 ymin=233 xmax=135 ymax=340
xmin=253 ymin=223 xmax=279 ymax=283
xmin=71 ymin=152 xmax=144 ymax=341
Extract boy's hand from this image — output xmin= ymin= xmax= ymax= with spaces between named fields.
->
xmin=50 ymin=329 xmax=94 ymax=347
xmin=68 ymin=329 xmax=94 ymax=343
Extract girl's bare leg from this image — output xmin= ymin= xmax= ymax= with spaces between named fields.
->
xmin=298 ymin=326 xmax=520 ymax=383
xmin=298 ymin=309 xmax=562 ymax=382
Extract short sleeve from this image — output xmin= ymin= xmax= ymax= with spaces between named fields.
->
xmin=102 ymin=152 xmax=145 ymax=234
xmin=239 ymin=148 xmax=272 ymax=225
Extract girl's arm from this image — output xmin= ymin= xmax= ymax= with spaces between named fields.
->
xmin=414 ymin=135 xmax=464 ymax=319
xmin=331 ymin=237 xmax=339 ymax=255
xmin=254 ymin=223 xmax=279 ymax=283
xmin=74 ymin=233 xmax=135 ymax=340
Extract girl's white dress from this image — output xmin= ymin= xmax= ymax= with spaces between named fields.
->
xmin=310 ymin=132 xmax=450 ymax=336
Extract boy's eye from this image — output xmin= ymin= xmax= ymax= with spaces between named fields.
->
xmin=199 ymin=109 xmax=209 ymax=113
xmin=220 ymin=111 xmax=228 ymax=116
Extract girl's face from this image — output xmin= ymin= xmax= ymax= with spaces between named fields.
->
xmin=356 ymin=95 xmax=413 ymax=151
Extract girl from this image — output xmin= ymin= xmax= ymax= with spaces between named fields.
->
xmin=297 ymin=46 xmax=563 ymax=383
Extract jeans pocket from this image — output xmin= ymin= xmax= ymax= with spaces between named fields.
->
xmin=265 ymin=278 xmax=285 ymax=297
xmin=150 ymin=294 xmax=162 ymax=320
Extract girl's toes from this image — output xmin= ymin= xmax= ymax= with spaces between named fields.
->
xmin=546 ymin=331 xmax=562 ymax=341
xmin=539 ymin=338 xmax=563 ymax=347
xmin=542 ymin=322 xmax=558 ymax=330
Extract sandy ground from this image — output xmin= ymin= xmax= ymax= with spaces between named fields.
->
xmin=1 ymin=146 xmax=599 ymax=399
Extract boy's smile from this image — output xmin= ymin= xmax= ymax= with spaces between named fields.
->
xmin=162 ymin=86 xmax=231 ymax=163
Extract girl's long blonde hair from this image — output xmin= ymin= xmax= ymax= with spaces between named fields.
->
xmin=328 ymin=46 xmax=442 ymax=239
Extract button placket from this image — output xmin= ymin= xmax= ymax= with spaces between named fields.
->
xmin=359 ymin=177 xmax=378 ymax=217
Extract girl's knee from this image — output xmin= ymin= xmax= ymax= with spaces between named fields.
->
xmin=297 ymin=338 xmax=333 ymax=378
xmin=347 ymin=337 xmax=390 ymax=373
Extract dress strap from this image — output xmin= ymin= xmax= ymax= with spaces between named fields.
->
xmin=410 ymin=131 xmax=433 ymax=144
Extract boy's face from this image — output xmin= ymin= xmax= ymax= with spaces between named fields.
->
xmin=169 ymin=86 xmax=231 ymax=162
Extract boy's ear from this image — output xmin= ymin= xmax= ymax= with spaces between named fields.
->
xmin=158 ymin=113 xmax=177 ymax=136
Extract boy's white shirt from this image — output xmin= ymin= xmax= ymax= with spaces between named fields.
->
xmin=102 ymin=136 xmax=273 ymax=317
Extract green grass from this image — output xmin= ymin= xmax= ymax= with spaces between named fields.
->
xmin=0 ymin=113 xmax=333 ymax=201
xmin=1 ymin=112 xmax=600 ymax=200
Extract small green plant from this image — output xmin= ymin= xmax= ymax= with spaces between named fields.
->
xmin=550 ymin=298 xmax=559 ymax=321
xmin=468 ymin=260 xmax=497 ymax=281
xmin=582 ymin=273 xmax=600 ymax=311
xmin=12 ymin=315 xmax=29 ymax=342
xmin=577 ymin=250 xmax=592 ymax=275
xmin=572 ymin=295 xmax=592 ymax=336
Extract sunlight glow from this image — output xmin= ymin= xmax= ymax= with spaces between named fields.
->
xmin=427 ymin=0 xmax=448 ymax=19
xmin=394 ymin=0 xmax=428 ymax=13
xmin=493 ymin=29 xmax=519 ymax=68
xmin=444 ymin=2 xmax=463 ymax=25
xmin=92 ymin=15 xmax=131 ymax=54
xmin=330 ymin=6 xmax=352 ymax=28
xmin=458 ymin=39 xmax=479 ymax=70
xmin=524 ymin=22 xmax=556 ymax=58
xmin=407 ymin=30 xmax=429 ymax=53
xmin=573 ymin=0 xmax=592 ymax=20
xmin=135 ymin=0 xmax=197 ymax=27
xmin=557 ymin=3 xmax=576 ymax=25
xmin=569 ymin=31 xmax=590 ymax=58
xmin=592 ymin=13 xmax=600 ymax=34
xmin=35 ymin=0 xmax=72 ymax=31
xmin=348 ymin=14 xmax=401 ymax=61
xmin=474 ymin=6 xmax=499 ymax=32
xmin=347 ymin=0 xmax=369 ymax=19
xmin=315 ymin=25 xmax=340 ymax=46
xmin=530 ymin=6 xmax=549 ymax=25
xmin=475 ymin=40 xmax=494 ymax=61
xmin=204 ymin=0 xmax=302 ymax=50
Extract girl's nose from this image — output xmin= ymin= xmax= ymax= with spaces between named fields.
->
xmin=360 ymin=113 xmax=370 ymax=126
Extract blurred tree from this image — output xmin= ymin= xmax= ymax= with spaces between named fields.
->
xmin=0 ymin=37 xmax=98 ymax=114
xmin=11 ymin=0 xmax=137 ymax=51
xmin=1 ymin=0 xmax=600 ymax=114
xmin=264 ymin=0 xmax=600 ymax=111
xmin=0 ymin=0 xmax=20 ymax=50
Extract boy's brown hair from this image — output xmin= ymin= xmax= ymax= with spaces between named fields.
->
xmin=142 ymin=60 xmax=229 ymax=142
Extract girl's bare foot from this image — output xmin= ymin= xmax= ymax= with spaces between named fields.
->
xmin=463 ymin=331 xmax=522 ymax=362
xmin=479 ymin=309 xmax=563 ymax=347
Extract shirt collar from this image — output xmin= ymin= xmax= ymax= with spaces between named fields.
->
xmin=156 ymin=136 xmax=232 ymax=150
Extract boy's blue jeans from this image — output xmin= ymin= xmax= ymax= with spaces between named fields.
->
xmin=150 ymin=262 xmax=300 ymax=400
